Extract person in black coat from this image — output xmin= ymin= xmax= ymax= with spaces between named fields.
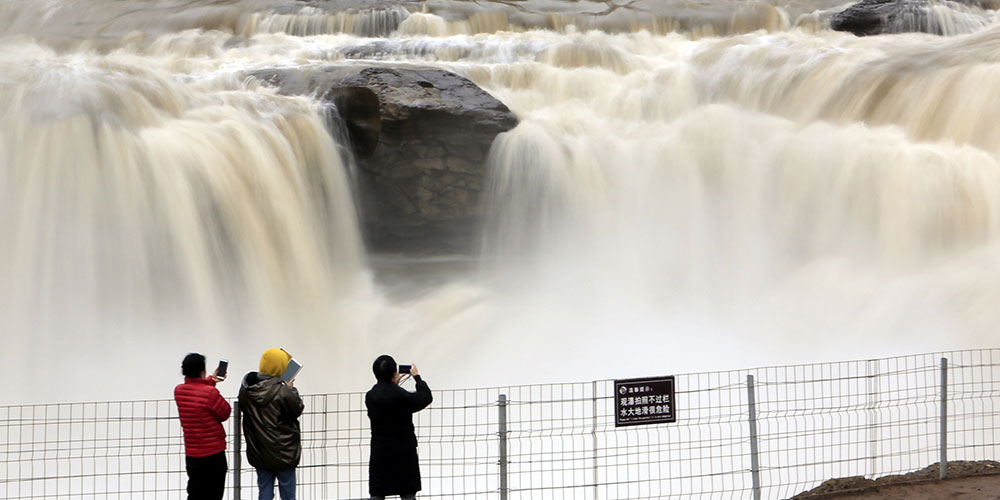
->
xmin=366 ymin=355 xmax=433 ymax=500
xmin=239 ymin=348 xmax=305 ymax=500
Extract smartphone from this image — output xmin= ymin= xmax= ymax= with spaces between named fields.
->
xmin=216 ymin=359 xmax=228 ymax=379
xmin=398 ymin=364 xmax=412 ymax=374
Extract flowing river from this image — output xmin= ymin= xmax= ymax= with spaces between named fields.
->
xmin=2 ymin=0 xmax=999 ymax=403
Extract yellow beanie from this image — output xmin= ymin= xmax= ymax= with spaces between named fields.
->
xmin=259 ymin=348 xmax=291 ymax=377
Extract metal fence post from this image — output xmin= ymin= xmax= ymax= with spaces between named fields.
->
xmin=866 ymin=359 xmax=879 ymax=478
xmin=747 ymin=375 xmax=761 ymax=500
xmin=499 ymin=394 xmax=508 ymax=500
xmin=592 ymin=381 xmax=599 ymax=500
xmin=233 ymin=400 xmax=242 ymax=500
xmin=940 ymin=357 xmax=948 ymax=480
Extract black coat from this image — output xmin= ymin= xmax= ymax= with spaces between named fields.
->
xmin=238 ymin=372 xmax=304 ymax=471
xmin=366 ymin=375 xmax=433 ymax=496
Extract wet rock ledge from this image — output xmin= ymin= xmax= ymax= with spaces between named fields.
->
xmin=830 ymin=0 xmax=934 ymax=35
xmin=253 ymin=65 xmax=518 ymax=254
xmin=829 ymin=0 xmax=988 ymax=36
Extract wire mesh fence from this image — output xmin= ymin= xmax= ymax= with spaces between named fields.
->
xmin=2 ymin=349 xmax=998 ymax=499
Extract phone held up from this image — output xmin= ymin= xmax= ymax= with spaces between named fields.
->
xmin=398 ymin=364 xmax=412 ymax=374
xmin=216 ymin=359 xmax=228 ymax=380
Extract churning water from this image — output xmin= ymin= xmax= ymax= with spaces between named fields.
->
xmin=2 ymin=0 xmax=999 ymax=403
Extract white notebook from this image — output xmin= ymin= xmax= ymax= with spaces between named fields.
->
xmin=281 ymin=358 xmax=302 ymax=383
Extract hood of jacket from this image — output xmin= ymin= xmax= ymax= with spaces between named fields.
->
xmin=241 ymin=372 xmax=282 ymax=407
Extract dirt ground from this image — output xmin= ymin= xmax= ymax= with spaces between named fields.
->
xmin=791 ymin=461 xmax=1000 ymax=499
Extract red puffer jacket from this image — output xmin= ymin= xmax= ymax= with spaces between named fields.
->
xmin=174 ymin=377 xmax=232 ymax=457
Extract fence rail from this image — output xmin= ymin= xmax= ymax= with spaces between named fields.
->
xmin=2 ymin=349 xmax=998 ymax=499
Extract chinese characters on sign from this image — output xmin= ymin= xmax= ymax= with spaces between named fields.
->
xmin=614 ymin=376 xmax=676 ymax=426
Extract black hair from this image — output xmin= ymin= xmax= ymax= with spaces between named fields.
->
xmin=373 ymin=354 xmax=396 ymax=382
xmin=182 ymin=353 xmax=206 ymax=378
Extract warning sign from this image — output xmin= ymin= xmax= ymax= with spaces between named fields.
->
xmin=614 ymin=376 xmax=676 ymax=426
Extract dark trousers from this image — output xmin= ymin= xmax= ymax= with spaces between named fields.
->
xmin=185 ymin=451 xmax=227 ymax=500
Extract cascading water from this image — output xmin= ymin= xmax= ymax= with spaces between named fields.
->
xmin=2 ymin=0 xmax=999 ymax=404
xmin=0 ymin=25 xmax=372 ymax=401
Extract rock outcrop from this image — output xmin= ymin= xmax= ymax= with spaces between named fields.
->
xmin=830 ymin=0 xmax=924 ymax=35
xmin=829 ymin=0 xmax=985 ymax=36
xmin=253 ymin=65 xmax=518 ymax=253
xmin=790 ymin=461 xmax=1000 ymax=498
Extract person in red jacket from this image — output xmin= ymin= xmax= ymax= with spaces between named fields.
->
xmin=175 ymin=353 xmax=232 ymax=500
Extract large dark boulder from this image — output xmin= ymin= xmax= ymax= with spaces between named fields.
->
xmin=829 ymin=0 xmax=983 ymax=35
xmin=830 ymin=0 xmax=932 ymax=35
xmin=252 ymin=65 xmax=518 ymax=254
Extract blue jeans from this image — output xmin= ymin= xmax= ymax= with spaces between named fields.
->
xmin=256 ymin=469 xmax=296 ymax=500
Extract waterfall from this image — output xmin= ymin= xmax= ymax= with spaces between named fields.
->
xmin=3 ymin=0 xmax=1000 ymax=403
xmin=0 ymin=30 xmax=369 ymax=401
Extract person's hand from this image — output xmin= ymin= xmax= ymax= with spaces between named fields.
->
xmin=286 ymin=378 xmax=295 ymax=387
xmin=211 ymin=368 xmax=225 ymax=383
xmin=409 ymin=364 xmax=419 ymax=377
xmin=393 ymin=372 xmax=404 ymax=385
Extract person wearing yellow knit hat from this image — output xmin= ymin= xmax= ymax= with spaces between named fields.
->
xmin=238 ymin=348 xmax=304 ymax=500
xmin=259 ymin=348 xmax=290 ymax=377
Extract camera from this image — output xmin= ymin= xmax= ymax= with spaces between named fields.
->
xmin=398 ymin=364 xmax=412 ymax=374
